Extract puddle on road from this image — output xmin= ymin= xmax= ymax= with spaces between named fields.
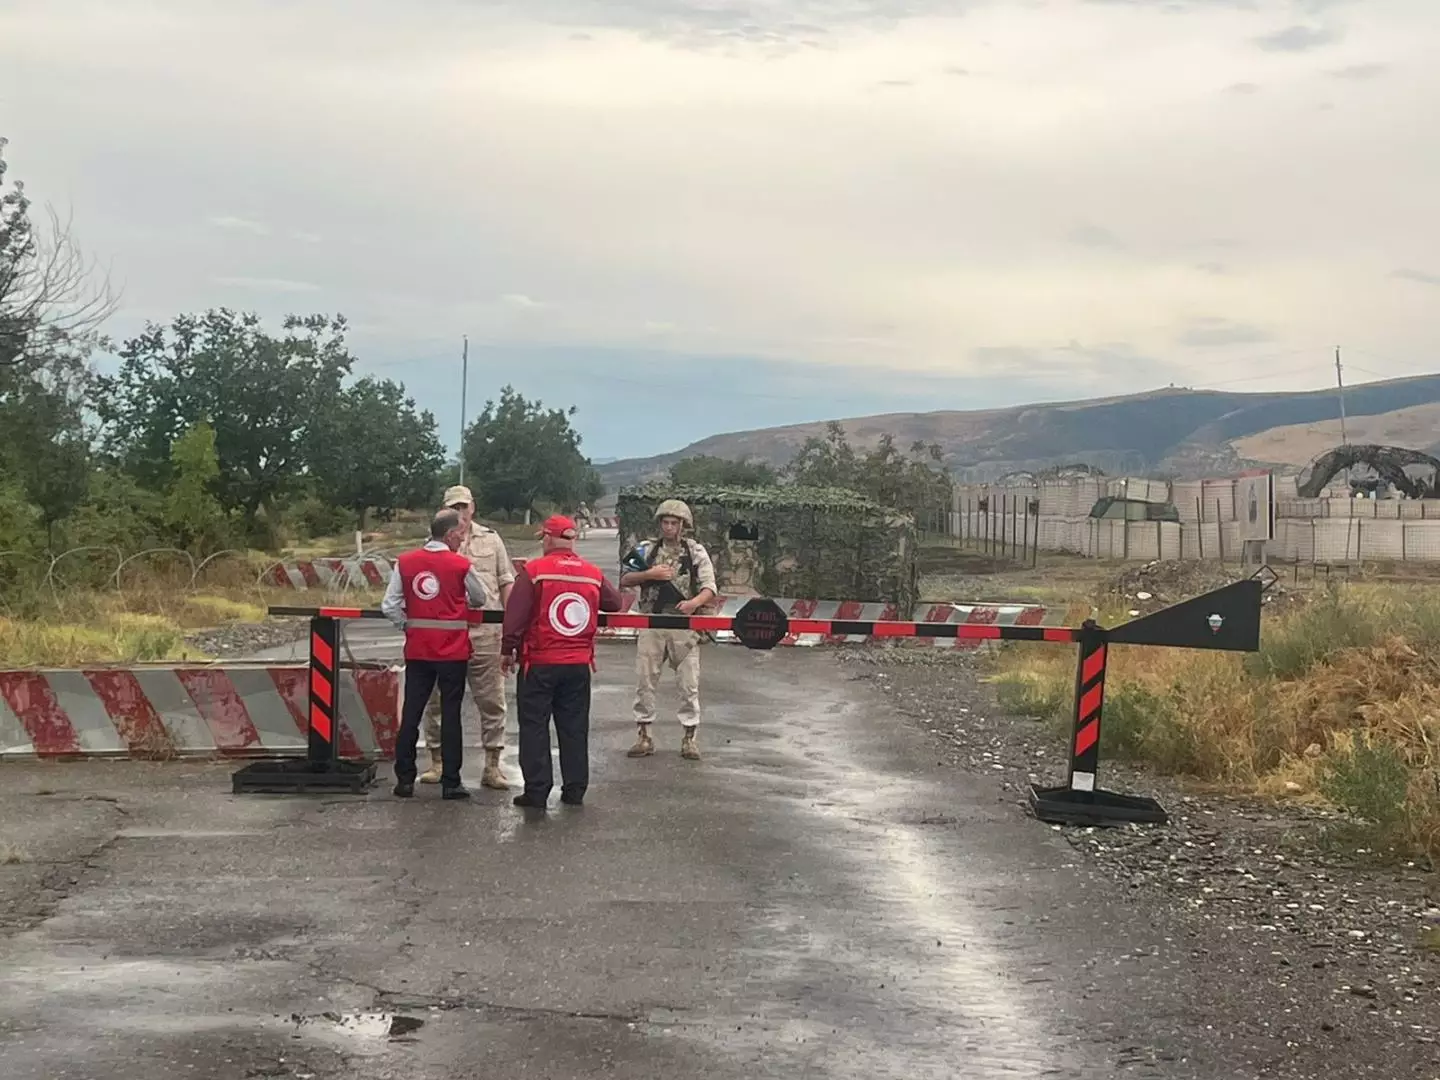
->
xmin=288 ymin=1010 xmax=425 ymax=1045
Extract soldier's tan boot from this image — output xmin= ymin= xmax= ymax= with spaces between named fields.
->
xmin=418 ymin=748 xmax=444 ymax=784
xmin=481 ymin=748 xmax=510 ymax=790
xmin=680 ymin=727 xmax=701 ymax=761
xmin=627 ymin=724 xmax=655 ymax=757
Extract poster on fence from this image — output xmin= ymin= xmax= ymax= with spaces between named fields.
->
xmin=1236 ymin=470 xmax=1274 ymax=542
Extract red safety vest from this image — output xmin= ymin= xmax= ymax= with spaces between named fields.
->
xmin=521 ymin=551 xmax=605 ymax=668
xmin=397 ymin=546 xmax=474 ymax=662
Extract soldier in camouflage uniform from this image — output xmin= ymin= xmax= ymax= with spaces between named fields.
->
xmin=418 ymin=486 xmax=516 ymax=789
xmin=619 ymin=499 xmax=717 ymax=760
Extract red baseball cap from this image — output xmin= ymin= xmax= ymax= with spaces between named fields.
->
xmin=539 ymin=514 xmax=577 ymax=539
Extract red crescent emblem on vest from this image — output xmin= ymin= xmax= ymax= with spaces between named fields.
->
xmin=548 ymin=592 xmax=591 ymax=638
xmin=412 ymin=570 xmax=441 ymax=601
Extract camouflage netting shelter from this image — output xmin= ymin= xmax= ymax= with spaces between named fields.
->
xmin=616 ymin=484 xmax=918 ymax=610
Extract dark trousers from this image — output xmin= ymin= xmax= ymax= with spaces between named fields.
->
xmin=516 ymin=664 xmax=591 ymax=802
xmin=395 ymin=659 xmax=466 ymax=787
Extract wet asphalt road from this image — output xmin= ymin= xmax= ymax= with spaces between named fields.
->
xmin=0 ymin=638 xmax=1151 ymax=1080
xmin=0 ymin=530 xmax=1209 ymax=1078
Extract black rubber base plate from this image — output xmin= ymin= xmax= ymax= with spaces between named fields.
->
xmin=1028 ymin=783 xmax=1169 ymax=827
xmin=232 ymin=758 xmax=377 ymax=795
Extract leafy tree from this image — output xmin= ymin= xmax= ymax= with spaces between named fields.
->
xmin=785 ymin=421 xmax=860 ymax=489
xmin=19 ymin=425 xmax=88 ymax=550
xmin=461 ymin=385 xmax=596 ymax=519
xmin=0 ymin=481 xmax=41 ymax=556
xmin=309 ymin=376 xmax=446 ymax=529
xmin=0 ymin=347 xmax=92 ymax=550
xmin=163 ymin=422 xmax=230 ymax=553
xmin=856 ymin=434 xmax=952 ymax=520
xmin=99 ymin=309 xmax=354 ymax=529
xmin=61 ymin=469 xmax=168 ymax=553
xmin=786 ymin=422 xmax=952 ymax=521
xmin=0 ymin=136 xmax=35 ymax=367
xmin=668 ymin=454 xmax=778 ymax=488
xmin=580 ymin=469 xmax=604 ymax=506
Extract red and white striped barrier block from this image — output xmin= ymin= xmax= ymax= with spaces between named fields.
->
xmin=0 ymin=664 xmax=401 ymax=760
xmin=915 ymin=602 xmax=1076 ymax=650
xmin=264 ymin=557 xmax=391 ymax=591
xmin=585 ymin=516 xmax=619 ymax=529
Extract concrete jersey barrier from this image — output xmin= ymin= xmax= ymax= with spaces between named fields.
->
xmin=0 ymin=663 xmax=401 ymax=760
xmin=264 ymin=556 xmax=391 ymax=590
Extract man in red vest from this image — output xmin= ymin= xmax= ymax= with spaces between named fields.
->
xmin=501 ymin=514 xmax=624 ymax=809
xmin=382 ymin=508 xmax=488 ymax=800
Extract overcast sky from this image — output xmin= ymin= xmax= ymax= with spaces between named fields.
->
xmin=3 ymin=0 xmax=1437 ymax=460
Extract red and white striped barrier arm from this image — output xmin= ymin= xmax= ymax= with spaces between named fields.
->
xmin=270 ymin=605 xmax=1082 ymax=647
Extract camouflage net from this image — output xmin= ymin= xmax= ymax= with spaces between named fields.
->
xmin=1298 ymin=444 xmax=1440 ymax=499
xmin=616 ymin=483 xmax=918 ymax=609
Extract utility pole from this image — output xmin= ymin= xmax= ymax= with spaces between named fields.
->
xmin=1334 ymin=345 xmax=1348 ymax=445
xmin=458 ymin=334 xmax=469 ymax=487
xmin=1335 ymin=345 xmax=1351 ymax=498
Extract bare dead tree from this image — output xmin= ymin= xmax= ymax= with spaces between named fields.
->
xmin=0 ymin=138 xmax=119 ymax=368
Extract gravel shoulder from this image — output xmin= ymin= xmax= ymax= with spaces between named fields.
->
xmin=183 ymin=618 xmax=309 ymax=659
xmin=837 ymin=646 xmax=1440 ymax=1080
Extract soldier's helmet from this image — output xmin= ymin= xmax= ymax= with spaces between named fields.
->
xmin=654 ymin=498 xmax=694 ymax=528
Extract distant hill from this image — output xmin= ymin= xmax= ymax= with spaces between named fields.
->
xmin=1231 ymin=402 xmax=1440 ymax=467
xmin=596 ymin=375 xmax=1440 ymax=489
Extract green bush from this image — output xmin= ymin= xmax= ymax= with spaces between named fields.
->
xmin=1320 ymin=739 xmax=1411 ymax=828
xmin=1101 ymin=682 xmax=1170 ymax=760
xmin=285 ymin=494 xmax=353 ymax=541
xmin=1246 ymin=588 xmax=1378 ymax=679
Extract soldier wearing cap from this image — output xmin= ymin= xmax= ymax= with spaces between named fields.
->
xmin=618 ymin=498 xmax=717 ymax=761
xmin=417 ymin=485 xmax=516 ymax=789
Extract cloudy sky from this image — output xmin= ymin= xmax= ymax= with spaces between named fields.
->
xmin=2 ymin=0 xmax=1437 ymax=460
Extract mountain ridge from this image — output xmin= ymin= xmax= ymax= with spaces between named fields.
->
xmin=596 ymin=374 xmax=1440 ymax=490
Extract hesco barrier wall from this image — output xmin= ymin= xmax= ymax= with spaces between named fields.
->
xmin=949 ymin=471 xmax=1440 ymax=564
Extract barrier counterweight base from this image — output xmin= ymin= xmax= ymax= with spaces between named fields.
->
xmin=232 ymin=758 xmax=377 ymax=795
xmin=1027 ymin=783 xmax=1169 ymax=827
xmin=233 ymin=616 xmax=376 ymax=795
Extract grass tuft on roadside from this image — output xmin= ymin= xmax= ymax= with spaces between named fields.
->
xmin=992 ymin=583 xmax=1440 ymax=862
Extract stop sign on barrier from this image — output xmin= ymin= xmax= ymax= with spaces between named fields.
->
xmin=731 ymin=597 xmax=789 ymax=650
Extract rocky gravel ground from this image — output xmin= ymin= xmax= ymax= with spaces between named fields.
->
xmin=183 ymin=618 xmax=309 ymax=659
xmin=836 ymin=645 xmax=1440 ymax=1079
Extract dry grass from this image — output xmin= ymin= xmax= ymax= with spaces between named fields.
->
xmin=0 ymin=566 xmax=383 ymax=667
xmin=993 ymin=583 xmax=1440 ymax=861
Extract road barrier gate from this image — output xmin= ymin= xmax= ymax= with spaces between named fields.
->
xmin=236 ymin=569 xmax=1275 ymax=826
